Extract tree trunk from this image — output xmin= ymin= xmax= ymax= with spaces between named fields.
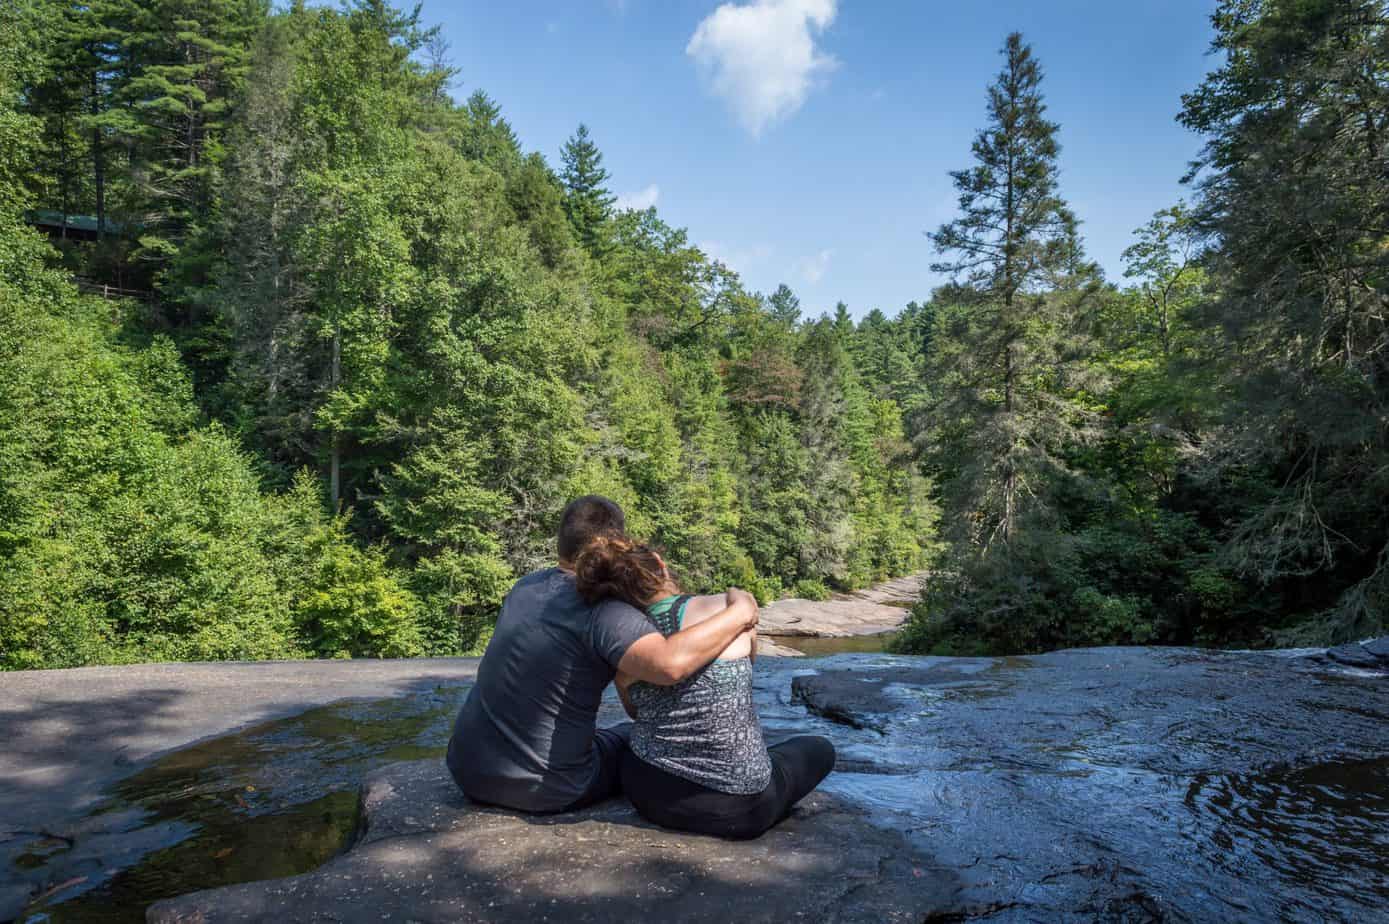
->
xmin=91 ymin=69 xmax=105 ymax=241
xmin=1003 ymin=342 xmax=1015 ymax=543
xmin=330 ymin=324 xmax=342 ymax=512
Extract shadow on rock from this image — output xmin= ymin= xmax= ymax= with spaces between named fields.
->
xmin=149 ymin=759 xmax=969 ymax=924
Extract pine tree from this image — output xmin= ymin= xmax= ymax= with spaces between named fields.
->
xmin=767 ymin=283 xmax=801 ymax=327
xmin=19 ymin=0 xmax=129 ymax=242
xmin=1179 ymin=0 xmax=1389 ymax=641
xmin=103 ymin=0 xmax=260 ymax=275
xmin=560 ymin=122 xmax=615 ymax=255
xmin=926 ymin=31 xmax=1097 ymax=546
xmin=455 ymin=90 xmax=520 ymax=170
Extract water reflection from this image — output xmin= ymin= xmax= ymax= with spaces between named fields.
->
xmin=771 ymin=632 xmax=898 ymax=656
xmin=14 ymin=688 xmax=463 ymax=923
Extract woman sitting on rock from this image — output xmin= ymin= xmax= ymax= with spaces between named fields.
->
xmin=574 ymin=533 xmax=836 ymax=839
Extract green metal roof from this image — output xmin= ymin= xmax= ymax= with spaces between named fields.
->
xmin=25 ymin=210 xmax=128 ymax=234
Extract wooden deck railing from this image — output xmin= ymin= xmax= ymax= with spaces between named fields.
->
xmin=75 ymin=278 xmax=153 ymax=301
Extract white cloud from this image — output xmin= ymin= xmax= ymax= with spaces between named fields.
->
xmin=794 ymin=248 xmax=832 ymax=284
xmin=701 ymin=239 xmax=773 ymax=272
xmin=686 ymin=0 xmax=838 ymax=137
xmin=615 ymin=184 xmax=661 ymax=212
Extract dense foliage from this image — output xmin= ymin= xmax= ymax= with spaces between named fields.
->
xmin=898 ymin=8 xmax=1387 ymax=655
xmin=2 ymin=0 xmax=936 ymax=669
xmin=5 ymin=0 xmax=1383 ymax=668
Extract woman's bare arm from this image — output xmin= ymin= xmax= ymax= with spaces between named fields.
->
xmin=617 ymin=589 xmax=758 ymax=685
xmin=682 ymin=594 xmax=756 ymax=661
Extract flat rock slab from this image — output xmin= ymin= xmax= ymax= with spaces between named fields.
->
xmin=0 ymin=658 xmax=481 ymax=833
xmin=9 ymin=639 xmax=1389 ymax=923
xmin=148 ymin=759 xmax=961 ymax=924
xmin=760 ymin=573 xmax=923 ymax=638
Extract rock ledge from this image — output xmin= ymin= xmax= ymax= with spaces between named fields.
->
xmin=147 ymin=759 xmax=961 ymax=923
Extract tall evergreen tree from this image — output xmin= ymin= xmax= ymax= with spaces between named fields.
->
xmin=1179 ymin=0 xmax=1389 ymax=641
xmin=103 ymin=0 xmax=261 ymax=277
xmin=767 ymin=283 xmax=801 ymax=327
xmin=559 ymin=122 xmax=615 ymax=255
xmin=455 ymin=90 xmax=520 ymax=170
xmin=926 ymin=31 xmax=1096 ymax=546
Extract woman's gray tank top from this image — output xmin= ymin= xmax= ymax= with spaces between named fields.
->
xmin=628 ymin=595 xmax=773 ymax=795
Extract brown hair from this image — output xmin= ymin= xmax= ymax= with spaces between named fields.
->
xmin=557 ymin=495 xmax=626 ymax=563
xmin=573 ymin=533 xmax=671 ymax=607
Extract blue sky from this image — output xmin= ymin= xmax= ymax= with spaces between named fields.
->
xmin=432 ymin=0 xmax=1219 ymax=320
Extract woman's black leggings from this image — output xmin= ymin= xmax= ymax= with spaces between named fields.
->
xmin=619 ymin=736 xmax=837 ymax=840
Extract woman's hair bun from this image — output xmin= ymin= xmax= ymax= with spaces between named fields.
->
xmin=573 ymin=532 xmax=668 ymax=607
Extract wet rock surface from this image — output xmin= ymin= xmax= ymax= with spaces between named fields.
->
xmin=0 ymin=667 xmax=477 ymax=923
xmin=1324 ymin=637 xmax=1389 ymax=670
xmin=147 ymin=760 xmax=958 ymax=924
xmin=3 ymin=639 xmax=1388 ymax=922
xmin=795 ymin=645 xmax=1389 ymax=922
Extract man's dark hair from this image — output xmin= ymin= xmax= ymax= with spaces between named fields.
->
xmin=557 ymin=495 xmax=626 ymax=563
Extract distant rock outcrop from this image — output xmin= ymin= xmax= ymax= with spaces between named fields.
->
xmin=759 ymin=573 xmax=922 ymax=638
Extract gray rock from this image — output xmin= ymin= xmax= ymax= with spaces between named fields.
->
xmin=790 ymin=661 xmax=982 ymax=732
xmin=1326 ymin=642 xmax=1382 ymax=669
xmin=754 ymin=635 xmax=805 ymax=658
xmin=6 ymin=641 xmax=1389 ymax=923
xmin=147 ymin=759 xmax=964 ymax=924
xmin=1362 ymin=636 xmax=1389 ymax=662
xmin=0 ymin=658 xmax=482 ymax=833
xmin=758 ymin=573 xmax=922 ymax=638
xmin=0 ymin=881 xmax=32 ymax=923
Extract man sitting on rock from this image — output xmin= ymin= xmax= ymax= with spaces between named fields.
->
xmin=446 ymin=495 xmax=760 ymax=813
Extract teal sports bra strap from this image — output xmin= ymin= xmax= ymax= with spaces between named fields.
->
xmin=647 ymin=594 xmax=695 ymax=636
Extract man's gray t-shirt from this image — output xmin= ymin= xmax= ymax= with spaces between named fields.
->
xmin=446 ymin=567 xmax=656 ymax=812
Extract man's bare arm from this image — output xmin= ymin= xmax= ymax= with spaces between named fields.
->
xmin=616 ymin=589 xmax=758 ymax=686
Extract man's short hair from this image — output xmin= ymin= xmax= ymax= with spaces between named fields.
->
xmin=557 ymin=495 xmax=626 ymax=563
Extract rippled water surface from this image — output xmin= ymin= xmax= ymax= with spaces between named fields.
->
xmin=1184 ymin=757 xmax=1389 ymax=917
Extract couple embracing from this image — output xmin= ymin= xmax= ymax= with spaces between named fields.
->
xmin=446 ymin=495 xmax=835 ymax=839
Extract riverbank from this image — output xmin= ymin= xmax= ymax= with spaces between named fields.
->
xmin=759 ymin=572 xmax=921 ymax=655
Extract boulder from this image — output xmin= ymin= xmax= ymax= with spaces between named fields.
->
xmin=1362 ymin=636 xmax=1389 ymax=662
xmin=1326 ymin=642 xmax=1383 ymax=669
xmin=147 ymin=759 xmax=964 ymax=924
xmin=789 ymin=661 xmax=983 ymax=732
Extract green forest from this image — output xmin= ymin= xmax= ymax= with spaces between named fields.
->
xmin=1 ymin=0 xmax=1384 ymax=670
